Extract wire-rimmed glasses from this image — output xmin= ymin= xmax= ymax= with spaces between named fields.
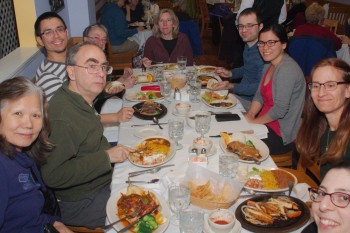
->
xmin=308 ymin=187 xmax=350 ymax=208
xmin=40 ymin=26 xmax=66 ymax=38
xmin=308 ymin=81 xmax=350 ymax=92
xmin=236 ymin=23 xmax=259 ymax=31
xmin=72 ymin=64 xmax=113 ymax=75
xmin=257 ymin=40 xmax=280 ymax=47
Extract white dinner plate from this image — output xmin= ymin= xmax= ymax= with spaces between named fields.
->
xmin=128 ymin=136 xmax=176 ymax=168
xmin=219 ymin=135 xmax=270 ymax=163
xmin=196 ymin=65 xmax=217 ymax=73
xmin=133 ymin=127 xmax=162 ymax=138
xmin=244 ymin=165 xmax=298 ymax=193
xmin=201 ymin=93 xmax=237 ymax=109
xmin=106 ymin=187 xmax=171 ymax=233
xmin=124 ymin=90 xmax=164 ymax=102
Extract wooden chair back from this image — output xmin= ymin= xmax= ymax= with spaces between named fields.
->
xmin=323 ymin=18 xmax=338 ymax=34
xmin=105 ymin=41 xmax=137 ymax=71
xmin=157 ymin=0 xmax=173 ymax=9
xmin=327 ymin=6 xmax=349 ymax=34
xmin=67 ymin=226 xmax=104 ymax=233
xmin=283 ymin=155 xmax=321 ymax=188
xmin=67 ymin=37 xmax=83 ymax=49
xmin=198 ymin=0 xmax=211 ymax=37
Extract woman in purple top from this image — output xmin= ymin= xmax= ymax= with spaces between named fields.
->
xmin=0 ymin=77 xmax=72 ymax=233
xmin=142 ymin=8 xmax=193 ymax=67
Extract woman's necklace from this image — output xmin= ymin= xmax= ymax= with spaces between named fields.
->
xmin=325 ymin=129 xmax=330 ymax=152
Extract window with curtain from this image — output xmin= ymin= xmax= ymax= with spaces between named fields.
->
xmin=0 ymin=0 xmax=19 ymax=59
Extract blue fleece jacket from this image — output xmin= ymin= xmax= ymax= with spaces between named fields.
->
xmin=0 ymin=151 xmax=58 ymax=233
xmin=230 ymin=42 xmax=264 ymax=101
xmin=100 ymin=3 xmax=138 ymax=46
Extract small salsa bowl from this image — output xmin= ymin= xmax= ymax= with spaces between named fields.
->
xmin=208 ymin=209 xmax=235 ymax=233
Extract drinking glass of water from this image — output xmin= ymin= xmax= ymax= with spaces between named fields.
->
xmin=179 ymin=210 xmax=204 ymax=233
xmin=189 ymin=80 xmax=202 ymax=103
xmin=195 ymin=112 xmax=211 ymax=138
xmin=219 ymin=153 xmax=239 ymax=178
xmin=177 ymin=56 xmax=187 ymax=72
xmin=168 ymin=118 xmax=184 ymax=150
xmin=168 ymin=183 xmax=190 ymax=225
xmin=160 ymin=80 xmax=172 ymax=105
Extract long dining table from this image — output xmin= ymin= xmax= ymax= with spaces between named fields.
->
xmin=105 ymin=68 xmax=311 ymax=233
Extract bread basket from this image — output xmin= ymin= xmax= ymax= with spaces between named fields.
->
xmin=190 ymin=195 xmax=237 ymax=210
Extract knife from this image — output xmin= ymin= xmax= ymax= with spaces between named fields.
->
xmin=118 ymin=205 xmax=159 ymax=233
xmin=128 ymin=164 xmax=175 ymax=176
xmin=131 ymin=123 xmax=168 ymax=127
xmin=209 ymin=130 xmax=254 ymax=137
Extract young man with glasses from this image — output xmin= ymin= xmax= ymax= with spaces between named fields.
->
xmin=41 ymin=41 xmax=134 ymax=229
xmin=302 ymin=161 xmax=350 ymax=233
xmin=34 ymin=12 xmax=68 ymax=100
xmin=213 ymin=8 xmax=264 ymax=110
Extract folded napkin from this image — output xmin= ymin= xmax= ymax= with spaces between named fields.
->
xmin=293 ymin=183 xmax=310 ymax=202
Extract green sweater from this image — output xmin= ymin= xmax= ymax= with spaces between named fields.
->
xmin=41 ymin=82 xmax=112 ymax=202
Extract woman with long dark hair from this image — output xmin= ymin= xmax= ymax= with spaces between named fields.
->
xmin=245 ymin=24 xmax=306 ymax=155
xmin=296 ymin=58 xmax=350 ymax=178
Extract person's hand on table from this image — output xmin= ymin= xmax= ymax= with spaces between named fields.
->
xmin=53 ymin=221 xmax=73 ymax=233
xmin=211 ymin=81 xmax=234 ymax=90
xmin=339 ymin=35 xmax=350 ymax=45
xmin=137 ymin=26 xmax=144 ymax=31
xmin=215 ymin=67 xmax=232 ymax=78
xmin=116 ymin=107 xmax=134 ymax=122
xmin=107 ymin=144 xmax=133 ymax=163
xmin=142 ymin=57 xmax=152 ymax=68
xmin=244 ymin=112 xmax=256 ymax=123
xmin=105 ymin=83 xmax=125 ymax=95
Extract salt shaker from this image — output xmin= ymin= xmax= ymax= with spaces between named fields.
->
xmin=174 ymin=87 xmax=181 ymax=100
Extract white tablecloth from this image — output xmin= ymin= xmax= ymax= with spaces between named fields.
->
xmin=106 ymin=77 xmax=311 ymax=233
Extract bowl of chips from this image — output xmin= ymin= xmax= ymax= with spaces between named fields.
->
xmin=184 ymin=164 xmax=244 ymax=210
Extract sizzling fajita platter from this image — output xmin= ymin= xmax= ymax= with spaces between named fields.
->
xmin=235 ymin=194 xmax=310 ymax=233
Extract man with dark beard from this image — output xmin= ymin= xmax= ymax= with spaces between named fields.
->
xmin=34 ymin=12 xmax=69 ymax=101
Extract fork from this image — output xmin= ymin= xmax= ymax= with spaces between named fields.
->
xmin=128 ymin=164 xmax=175 ymax=177
xmin=102 ymin=207 xmax=141 ymax=229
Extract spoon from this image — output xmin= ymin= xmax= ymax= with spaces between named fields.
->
xmin=153 ymin=117 xmax=163 ymax=129
xmin=288 ymin=182 xmax=295 ymax=197
xmin=126 ymin=179 xmax=160 ymax=184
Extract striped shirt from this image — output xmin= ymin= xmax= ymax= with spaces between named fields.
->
xmin=35 ymin=59 xmax=67 ymax=100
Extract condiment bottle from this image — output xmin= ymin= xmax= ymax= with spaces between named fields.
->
xmin=174 ymin=87 xmax=181 ymax=100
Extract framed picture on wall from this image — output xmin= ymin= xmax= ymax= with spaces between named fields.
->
xmin=49 ymin=0 xmax=65 ymax=13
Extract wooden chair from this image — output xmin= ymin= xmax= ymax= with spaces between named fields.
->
xmin=67 ymin=226 xmax=104 ymax=233
xmin=323 ymin=18 xmax=338 ymax=34
xmin=67 ymin=37 xmax=83 ymax=48
xmin=327 ymin=6 xmax=350 ymax=34
xmin=198 ymin=0 xmax=211 ymax=37
xmin=157 ymin=0 xmax=173 ymax=9
xmin=282 ymin=155 xmax=320 ymax=188
xmin=272 ymin=151 xmax=293 ymax=168
xmin=105 ymin=41 xmax=137 ymax=71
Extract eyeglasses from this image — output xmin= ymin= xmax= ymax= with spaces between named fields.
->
xmin=257 ymin=40 xmax=280 ymax=47
xmin=236 ymin=23 xmax=259 ymax=31
xmin=41 ymin=26 xmax=66 ymax=38
xmin=72 ymin=64 xmax=113 ymax=75
xmin=87 ymin=36 xmax=108 ymax=44
xmin=308 ymin=81 xmax=349 ymax=91
xmin=309 ymin=187 xmax=350 ymax=208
